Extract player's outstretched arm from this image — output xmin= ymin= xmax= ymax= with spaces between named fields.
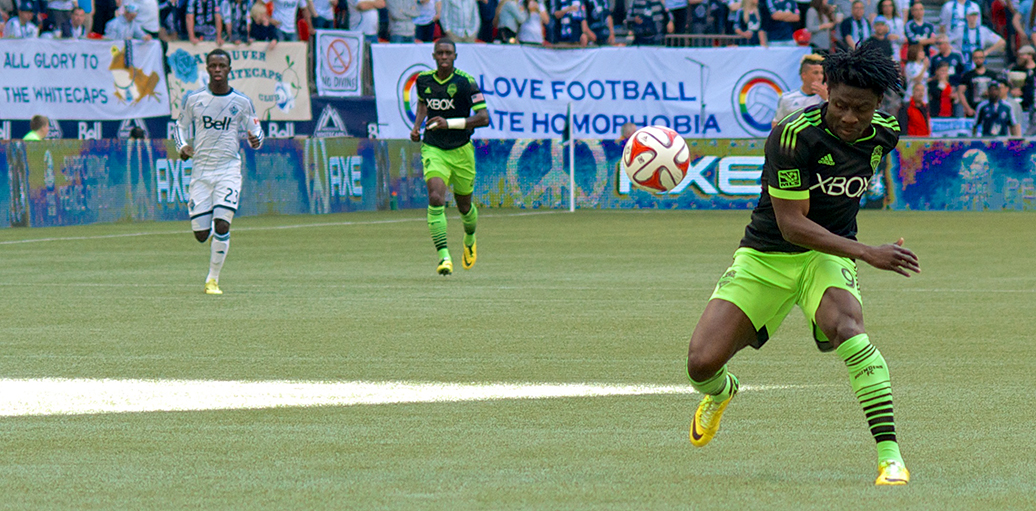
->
xmin=772 ymin=196 xmax=920 ymax=276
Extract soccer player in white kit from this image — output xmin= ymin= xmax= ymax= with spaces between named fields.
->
xmin=174 ymin=48 xmax=263 ymax=295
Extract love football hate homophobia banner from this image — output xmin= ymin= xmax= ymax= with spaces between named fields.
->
xmin=371 ymin=44 xmax=808 ymax=140
xmin=0 ymin=39 xmax=171 ymax=120
xmin=165 ymin=42 xmax=312 ymax=122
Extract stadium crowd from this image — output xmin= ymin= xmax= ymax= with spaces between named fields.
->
xmin=2 ymin=0 xmax=1032 ymax=135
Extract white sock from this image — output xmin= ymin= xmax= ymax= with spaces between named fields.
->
xmin=207 ymin=232 xmax=230 ymax=282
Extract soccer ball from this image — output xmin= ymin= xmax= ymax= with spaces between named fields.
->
xmin=621 ymin=126 xmax=690 ymax=193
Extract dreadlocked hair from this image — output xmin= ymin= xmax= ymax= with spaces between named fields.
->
xmin=823 ymin=41 xmax=903 ymax=97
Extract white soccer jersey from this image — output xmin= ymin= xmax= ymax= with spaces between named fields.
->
xmin=175 ymin=87 xmax=263 ymax=177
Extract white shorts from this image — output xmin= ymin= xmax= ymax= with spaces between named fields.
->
xmin=189 ymin=172 xmax=241 ymax=231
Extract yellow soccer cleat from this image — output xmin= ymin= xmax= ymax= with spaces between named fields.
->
xmin=689 ymin=387 xmax=737 ymax=447
xmin=875 ymin=460 xmax=910 ymax=486
xmin=462 ymin=241 xmax=477 ymax=270
xmin=204 ymin=279 xmax=223 ymax=295
xmin=437 ymin=258 xmax=453 ymax=276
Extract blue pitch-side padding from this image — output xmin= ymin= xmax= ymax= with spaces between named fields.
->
xmin=0 ymin=138 xmax=1032 ymax=228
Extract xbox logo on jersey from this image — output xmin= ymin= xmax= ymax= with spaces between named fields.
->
xmin=396 ymin=63 xmax=433 ymax=129
xmin=731 ymin=70 xmax=789 ymax=137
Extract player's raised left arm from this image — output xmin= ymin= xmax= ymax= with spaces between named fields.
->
xmin=772 ymin=197 xmax=920 ymax=276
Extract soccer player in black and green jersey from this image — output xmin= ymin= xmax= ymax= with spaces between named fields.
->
xmin=409 ymin=38 xmax=490 ymax=276
xmin=684 ymin=42 xmax=920 ymax=486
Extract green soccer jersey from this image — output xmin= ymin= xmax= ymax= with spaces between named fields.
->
xmin=416 ymin=69 xmax=487 ymax=151
xmin=740 ymin=103 xmax=900 ymax=253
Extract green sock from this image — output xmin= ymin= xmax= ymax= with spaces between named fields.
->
xmin=427 ymin=205 xmax=449 ymax=260
xmin=461 ymin=205 xmax=478 ymax=246
xmin=688 ymin=364 xmax=739 ymax=401
xmin=836 ymin=333 xmax=903 ymax=464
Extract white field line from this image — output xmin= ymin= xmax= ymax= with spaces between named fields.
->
xmin=0 ymin=211 xmax=558 ymax=246
xmin=0 ymin=379 xmax=814 ymax=417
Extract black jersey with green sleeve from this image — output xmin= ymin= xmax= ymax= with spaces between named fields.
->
xmin=740 ymin=104 xmax=900 ymax=253
xmin=416 ymin=69 xmax=487 ymax=150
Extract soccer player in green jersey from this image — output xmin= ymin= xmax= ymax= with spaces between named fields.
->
xmin=409 ymin=38 xmax=490 ymax=276
xmin=685 ymin=42 xmax=920 ymax=486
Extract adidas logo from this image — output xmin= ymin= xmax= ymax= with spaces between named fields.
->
xmin=818 ymin=154 xmax=835 ymax=166
xmin=424 ymin=87 xmax=431 ymax=94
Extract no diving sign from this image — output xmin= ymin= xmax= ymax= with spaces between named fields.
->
xmin=315 ymin=30 xmax=364 ymax=97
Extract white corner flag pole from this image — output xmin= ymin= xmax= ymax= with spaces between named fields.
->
xmin=568 ymin=103 xmax=575 ymax=213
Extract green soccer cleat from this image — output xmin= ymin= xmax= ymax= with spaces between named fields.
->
xmin=875 ymin=460 xmax=910 ymax=486
xmin=204 ymin=279 xmax=223 ymax=295
xmin=437 ymin=258 xmax=453 ymax=276
xmin=462 ymin=240 xmax=477 ymax=270
xmin=689 ymin=386 xmax=737 ymax=447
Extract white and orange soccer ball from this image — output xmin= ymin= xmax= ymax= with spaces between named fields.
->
xmin=621 ymin=126 xmax=690 ymax=193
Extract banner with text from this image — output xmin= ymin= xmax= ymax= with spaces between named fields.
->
xmin=0 ymin=39 xmax=170 ymax=120
xmin=166 ymin=42 xmax=312 ymax=121
xmin=314 ymin=30 xmax=365 ymax=97
xmin=372 ymin=44 xmax=808 ymax=140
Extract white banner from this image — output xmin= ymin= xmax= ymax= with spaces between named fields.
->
xmin=166 ymin=42 xmax=311 ymax=121
xmin=372 ymin=44 xmax=808 ymax=140
xmin=315 ymin=30 xmax=364 ymax=97
xmin=0 ymin=39 xmax=170 ymax=120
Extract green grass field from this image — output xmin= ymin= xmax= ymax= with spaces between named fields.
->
xmin=0 ymin=209 xmax=1033 ymax=510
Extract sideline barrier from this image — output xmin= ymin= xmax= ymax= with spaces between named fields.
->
xmin=0 ymin=138 xmax=1033 ymax=228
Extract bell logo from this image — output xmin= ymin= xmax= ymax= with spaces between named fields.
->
xmin=426 ymin=98 xmax=455 ymax=111
xmin=202 ymin=116 xmax=233 ymax=130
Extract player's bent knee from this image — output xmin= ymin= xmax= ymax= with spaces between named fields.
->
xmin=194 ymin=230 xmax=211 ymax=243
xmin=213 ymin=220 xmax=230 ymax=235
xmin=686 ymin=349 xmax=727 ymax=383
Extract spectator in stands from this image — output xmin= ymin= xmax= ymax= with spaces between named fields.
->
xmin=440 ymin=0 xmax=479 ymax=41
xmin=274 ymin=0 xmax=311 ymax=41
xmin=23 ymin=115 xmax=48 ymax=140
xmin=904 ymin=1 xmax=935 ymax=53
xmin=972 ymin=80 xmax=1021 ymax=135
xmin=840 ymin=0 xmax=870 ymax=48
xmin=45 ymin=0 xmax=75 ymax=29
xmin=413 ymin=0 xmax=440 ymax=41
xmin=627 ymin=0 xmax=672 ymax=44
xmin=0 ymin=0 xmax=12 ymax=24
xmin=4 ymin=1 xmax=39 ymax=37
xmin=950 ymin=3 xmax=1005 ymax=68
xmin=939 ymin=0 xmax=977 ymax=35
xmin=218 ymin=0 xmax=251 ymax=43
xmin=876 ymin=0 xmax=903 ymax=59
xmin=41 ymin=4 xmax=88 ymax=36
xmin=477 ymin=0 xmax=496 ymax=41
xmin=903 ymin=42 xmax=929 ymax=92
xmin=771 ymin=53 xmax=825 ymax=127
xmin=185 ymin=0 xmax=220 ymax=42
xmin=106 ymin=2 xmax=152 ymax=38
xmin=930 ymin=33 xmax=966 ymax=82
xmin=928 ymin=61 xmax=960 ymax=115
xmin=493 ymin=0 xmax=525 ymax=41
xmin=517 ymin=0 xmax=546 ymax=42
xmin=133 ymin=0 xmax=161 ymax=38
xmin=901 ymin=82 xmax=931 ymax=135
xmin=157 ymin=0 xmax=175 ymax=40
xmin=1009 ymin=44 xmax=1036 ymax=133
xmin=388 ymin=0 xmax=418 ymax=40
xmin=310 ymin=0 xmax=337 ymax=28
xmin=868 ymin=15 xmax=894 ymax=56
xmin=94 ymin=0 xmax=118 ymax=36
xmin=761 ymin=0 xmax=798 ymax=44
xmin=583 ymin=0 xmax=615 ymax=44
xmin=669 ymin=0 xmax=687 ymax=34
xmin=249 ymin=0 xmax=279 ymax=48
xmin=959 ymin=49 xmax=998 ymax=115
xmin=734 ymin=0 xmax=766 ymax=44
xmin=554 ymin=0 xmax=586 ymax=44
xmin=805 ymin=0 xmax=839 ymax=51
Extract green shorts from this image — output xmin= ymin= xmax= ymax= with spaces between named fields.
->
xmin=421 ymin=142 xmax=476 ymax=196
xmin=710 ymin=247 xmax=863 ymax=351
